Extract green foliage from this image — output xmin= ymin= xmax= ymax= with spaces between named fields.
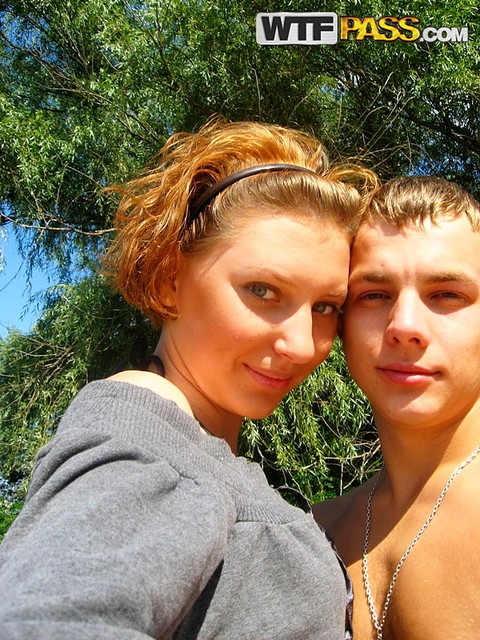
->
xmin=0 ymin=476 xmax=24 ymax=541
xmin=241 ymin=341 xmax=378 ymax=503
xmin=0 ymin=499 xmax=23 ymax=542
xmin=1 ymin=0 xmax=479 ymax=278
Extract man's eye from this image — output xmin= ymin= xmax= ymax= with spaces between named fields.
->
xmin=247 ymin=283 xmax=277 ymax=300
xmin=349 ymin=291 xmax=390 ymax=304
xmin=435 ymin=291 xmax=460 ymax=299
xmin=431 ymin=291 xmax=469 ymax=308
xmin=313 ymin=302 xmax=339 ymax=315
xmin=361 ymin=292 xmax=387 ymax=300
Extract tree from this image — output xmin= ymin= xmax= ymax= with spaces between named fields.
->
xmin=1 ymin=0 xmax=479 ymax=511
xmin=1 ymin=0 xmax=479 ymax=273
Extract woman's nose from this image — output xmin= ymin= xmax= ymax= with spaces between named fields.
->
xmin=272 ymin=308 xmax=317 ymax=363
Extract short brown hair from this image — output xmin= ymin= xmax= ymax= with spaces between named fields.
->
xmin=363 ymin=175 xmax=480 ymax=231
xmin=103 ymin=118 xmax=377 ymax=325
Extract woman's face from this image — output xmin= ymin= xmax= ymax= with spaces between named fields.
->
xmin=161 ymin=214 xmax=350 ymax=435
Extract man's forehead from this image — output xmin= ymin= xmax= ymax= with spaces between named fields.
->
xmin=350 ymin=214 xmax=480 ymax=283
xmin=355 ymin=212 xmax=476 ymax=240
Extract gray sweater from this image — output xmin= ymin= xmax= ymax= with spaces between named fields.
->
xmin=0 ymin=380 xmax=350 ymax=639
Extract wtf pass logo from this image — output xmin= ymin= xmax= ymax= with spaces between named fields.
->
xmin=256 ymin=13 xmax=469 ymax=44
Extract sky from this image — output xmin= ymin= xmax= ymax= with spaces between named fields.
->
xmin=0 ymin=229 xmax=51 ymax=339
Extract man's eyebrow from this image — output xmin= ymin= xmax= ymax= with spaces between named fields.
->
xmin=349 ymin=270 xmax=478 ymax=286
xmin=348 ymin=271 xmax=390 ymax=285
xmin=424 ymin=272 xmax=477 ymax=285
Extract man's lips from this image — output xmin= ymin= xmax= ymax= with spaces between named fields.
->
xmin=244 ymin=364 xmax=294 ymax=390
xmin=378 ymin=364 xmax=439 ymax=385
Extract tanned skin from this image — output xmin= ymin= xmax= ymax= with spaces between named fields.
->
xmin=315 ymin=213 xmax=480 ymax=640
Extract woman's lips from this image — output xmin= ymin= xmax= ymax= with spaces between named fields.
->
xmin=244 ymin=364 xmax=294 ymax=390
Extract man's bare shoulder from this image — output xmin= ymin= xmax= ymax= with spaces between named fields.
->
xmin=314 ymin=481 xmax=371 ymax=525
xmin=313 ymin=476 xmax=379 ymax=557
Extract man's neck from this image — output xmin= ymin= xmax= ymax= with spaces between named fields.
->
xmin=374 ymin=408 xmax=480 ymax=506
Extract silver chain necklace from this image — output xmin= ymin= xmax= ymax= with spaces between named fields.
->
xmin=362 ymin=443 xmax=480 ymax=640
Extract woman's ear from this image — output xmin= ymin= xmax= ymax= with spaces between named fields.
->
xmin=149 ymin=278 xmax=178 ymax=321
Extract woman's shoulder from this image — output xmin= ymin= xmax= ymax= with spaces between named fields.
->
xmin=107 ymin=370 xmax=193 ymax=416
xmin=47 ymin=376 xmax=204 ymax=472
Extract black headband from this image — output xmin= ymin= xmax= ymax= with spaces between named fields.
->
xmin=186 ymin=163 xmax=319 ymax=227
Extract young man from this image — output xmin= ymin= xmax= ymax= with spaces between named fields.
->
xmin=314 ymin=176 xmax=480 ymax=640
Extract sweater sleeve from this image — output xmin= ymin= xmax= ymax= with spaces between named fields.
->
xmin=0 ymin=382 xmax=234 ymax=640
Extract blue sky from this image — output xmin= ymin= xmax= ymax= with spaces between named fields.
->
xmin=0 ymin=229 xmax=51 ymax=339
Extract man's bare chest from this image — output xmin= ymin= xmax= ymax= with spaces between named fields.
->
xmin=348 ymin=508 xmax=480 ymax=640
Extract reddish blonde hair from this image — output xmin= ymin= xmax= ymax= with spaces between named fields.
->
xmin=103 ymin=118 xmax=377 ymax=325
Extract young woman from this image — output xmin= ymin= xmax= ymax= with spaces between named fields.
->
xmin=0 ymin=119 xmax=375 ymax=639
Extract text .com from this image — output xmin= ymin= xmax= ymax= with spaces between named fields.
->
xmin=256 ymin=13 xmax=469 ymax=45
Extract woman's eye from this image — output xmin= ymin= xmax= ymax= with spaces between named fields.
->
xmin=313 ymin=302 xmax=338 ymax=315
xmin=247 ymin=283 xmax=277 ymax=300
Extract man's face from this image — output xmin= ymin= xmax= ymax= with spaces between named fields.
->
xmin=343 ymin=214 xmax=480 ymax=433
